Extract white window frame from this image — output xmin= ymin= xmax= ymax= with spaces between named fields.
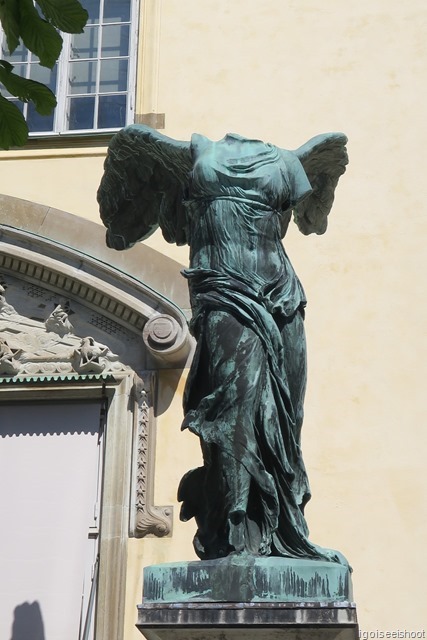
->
xmin=0 ymin=0 xmax=139 ymax=136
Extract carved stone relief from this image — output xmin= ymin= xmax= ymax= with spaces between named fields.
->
xmin=0 ymin=337 xmax=21 ymax=375
xmin=45 ymin=304 xmax=74 ymax=336
xmin=0 ymin=289 xmax=128 ymax=378
xmin=131 ymin=373 xmax=173 ymax=538
xmin=0 ymin=284 xmax=16 ymax=316
xmin=73 ymin=337 xmax=120 ymax=374
xmin=0 ymin=273 xmax=144 ymax=372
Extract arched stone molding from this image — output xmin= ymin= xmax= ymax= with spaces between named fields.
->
xmin=0 ymin=211 xmax=193 ymax=639
xmin=0 ymin=223 xmax=193 ymax=368
xmin=0 ymin=193 xmax=191 ymax=314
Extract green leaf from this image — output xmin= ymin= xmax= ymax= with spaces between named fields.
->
xmin=18 ymin=0 xmax=63 ymax=68
xmin=36 ymin=0 xmax=88 ymax=33
xmin=0 ymin=59 xmax=13 ymax=72
xmin=0 ymin=0 xmax=21 ymax=53
xmin=0 ymin=93 xmax=28 ymax=149
xmin=0 ymin=62 xmax=56 ymax=114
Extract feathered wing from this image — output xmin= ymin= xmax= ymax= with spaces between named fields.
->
xmin=97 ymin=124 xmax=192 ymax=249
xmin=291 ymin=133 xmax=348 ymax=235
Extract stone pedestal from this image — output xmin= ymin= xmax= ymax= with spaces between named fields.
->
xmin=136 ymin=556 xmax=358 ymax=640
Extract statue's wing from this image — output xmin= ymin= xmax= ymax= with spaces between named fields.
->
xmin=97 ymin=124 xmax=192 ymax=249
xmin=291 ymin=133 xmax=348 ymax=235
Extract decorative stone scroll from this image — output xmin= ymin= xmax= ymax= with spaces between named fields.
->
xmin=131 ymin=372 xmax=173 ymax=538
xmin=142 ymin=314 xmax=188 ymax=364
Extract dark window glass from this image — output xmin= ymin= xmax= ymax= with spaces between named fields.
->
xmin=98 ymin=94 xmax=126 ymax=128
xmin=85 ymin=0 xmax=101 ymax=24
xmin=68 ymin=96 xmax=95 ymax=129
xmin=27 ymin=103 xmax=55 ymax=132
xmin=103 ymin=0 xmax=131 ymax=23
xmin=7 ymin=99 xmax=24 ymax=114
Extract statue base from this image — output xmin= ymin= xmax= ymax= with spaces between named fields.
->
xmin=136 ymin=555 xmax=358 ymax=640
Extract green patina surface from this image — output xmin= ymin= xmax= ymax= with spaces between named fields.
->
xmin=99 ymin=125 xmax=349 ymax=566
xmin=143 ymin=556 xmax=353 ymax=604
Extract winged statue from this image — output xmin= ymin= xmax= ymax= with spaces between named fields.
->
xmin=98 ymin=125 xmax=349 ymax=565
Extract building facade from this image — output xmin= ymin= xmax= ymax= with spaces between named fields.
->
xmin=0 ymin=1 xmax=426 ymax=638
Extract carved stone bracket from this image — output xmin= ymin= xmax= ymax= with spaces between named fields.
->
xmin=131 ymin=372 xmax=173 ymax=538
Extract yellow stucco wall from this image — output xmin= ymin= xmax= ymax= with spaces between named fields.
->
xmin=1 ymin=0 xmax=426 ymax=637
xmin=126 ymin=1 xmax=427 ymax=636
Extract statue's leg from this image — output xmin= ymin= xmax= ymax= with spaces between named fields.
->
xmin=278 ymin=309 xmax=307 ymax=445
xmin=202 ymin=309 xmax=266 ymax=553
xmin=219 ymin=449 xmax=251 ymax=553
xmin=271 ymin=308 xmax=311 ymax=517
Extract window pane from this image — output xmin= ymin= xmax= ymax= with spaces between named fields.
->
xmin=29 ymin=63 xmax=58 ymax=93
xmin=99 ymin=59 xmax=128 ymax=93
xmin=101 ymin=24 xmax=129 ymax=57
xmin=85 ymin=0 xmax=100 ymax=24
xmin=3 ymin=43 xmax=28 ymax=63
xmin=103 ymin=0 xmax=131 ymax=23
xmin=10 ymin=63 xmax=29 ymax=79
xmin=71 ymin=27 xmax=99 ymax=60
xmin=27 ymin=102 xmax=55 ymax=132
xmin=7 ymin=99 xmax=24 ymax=114
xmin=69 ymin=60 xmax=97 ymax=94
xmin=98 ymin=94 xmax=126 ymax=128
xmin=68 ymin=96 xmax=95 ymax=129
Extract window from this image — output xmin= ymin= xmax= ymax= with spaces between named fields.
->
xmin=0 ymin=0 xmax=138 ymax=134
xmin=0 ymin=401 xmax=103 ymax=640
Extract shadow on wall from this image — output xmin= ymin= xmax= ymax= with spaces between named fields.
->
xmin=10 ymin=601 xmax=45 ymax=640
xmin=0 ymin=402 xmax=100 ymax=438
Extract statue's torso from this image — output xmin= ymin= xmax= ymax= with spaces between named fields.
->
xmin=184 ymin=134 xmax=306 ymax=316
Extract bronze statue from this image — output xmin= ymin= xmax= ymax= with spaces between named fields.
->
xmin=98 ymin=125 xmax=348 ymax=564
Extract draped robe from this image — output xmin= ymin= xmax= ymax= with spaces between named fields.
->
xmin=178 ymin=134 xmax=345 ymax=564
